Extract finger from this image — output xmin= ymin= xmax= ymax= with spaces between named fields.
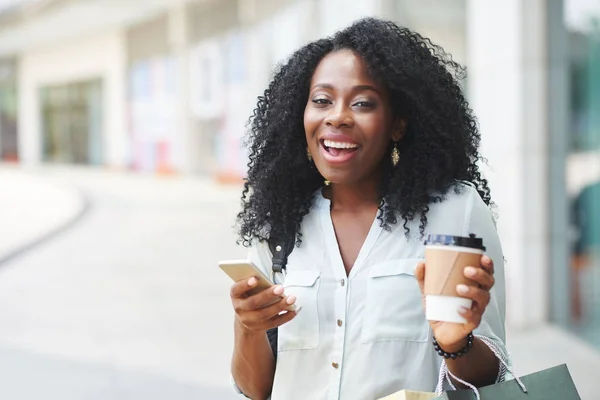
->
xmin=470 ymin=300 xmax=483 ymax=314
xmin=456 ymin=284 xmax=491 ymax=309
xmin=230 ymin=277 xmax=259 ymax=298
xmin=240 ymin=285 xmax=286 ymax=311
xmin=241 ymin=301 xmax=300 ymax=332
xmin=250 ymin=295 xmax=298 ymax=321
xmin=459 ymin=306 xmax=482 ymax=328
xmin=415 ymin=262 xmax=425 ymax=293
xmin=266 ymin=308 xmax=299 ymax=329
xmin=480 ymin=255 xmax=494 ymax=276
xmin=464 ymin=266 xmax=495 ymax=291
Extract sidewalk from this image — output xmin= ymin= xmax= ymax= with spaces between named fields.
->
xmin=0 ymin=165 xmax=599 ymax=399
xmin=507 ymin=324 xmax=600 ymax=399
xmin=0 ymin=166 xmax=87 ymax=264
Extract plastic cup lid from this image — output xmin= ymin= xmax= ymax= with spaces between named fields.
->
xmin=424 ymin=233 xmax=486 ymax=251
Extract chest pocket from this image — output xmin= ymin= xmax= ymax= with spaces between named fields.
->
xmin=361 ymin=259 xmax=430 ymax=343
xmin=278 ymin=270 xmax=321 ymax=351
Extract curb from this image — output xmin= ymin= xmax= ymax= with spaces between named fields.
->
xmin=0 ymin=186 xmax=92 ymax=266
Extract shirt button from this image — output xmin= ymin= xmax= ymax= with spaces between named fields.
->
xmin=332 ymin=362 xmax=339 ymax=369
xmin=337 ymin=319 xmax=343 ymax=327
xmin=341 ymin=279 xmax=345 ymax=287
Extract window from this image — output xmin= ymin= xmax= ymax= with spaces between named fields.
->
xmin=40 ymin=79 xmax=103 ymax=165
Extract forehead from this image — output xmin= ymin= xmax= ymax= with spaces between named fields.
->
xmin=310 ymin=49 xmax=378 ymax=88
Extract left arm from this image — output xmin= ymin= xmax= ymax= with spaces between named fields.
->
xmin=416 ymin=256 xmax=504 ymax=388
xmin=416 ymin=186 xmax=510 ymax=389
xmin=445 ymin=337 xmax=499 ymax=387
xmin=434 ymin=255 xmax=501 ymax=387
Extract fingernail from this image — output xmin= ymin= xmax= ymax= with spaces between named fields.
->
xmin=459 ymin=306 xmax=469 ymax=314
xmin=273 ymin=285 xmax=284 ymax=295
xmin=286 ymin=295 xmax=297 ymax=305
xmin=457 ymin=284 xmax=469 ymax=295
xmin=482 ymin=255 xmax=491 ymax=264
xmin=294 ymin=305 xmax=302 ymax=314
xmin=248 ymin=277 xmax=257 ymax=286
xmin=465 ymin=267 xmax=477 ymax=277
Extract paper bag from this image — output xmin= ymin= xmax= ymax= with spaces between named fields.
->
xmin=433 ymin=364 xmax=581 ymax=400
xmin=378 ymin=389 xmax=438 ymax=400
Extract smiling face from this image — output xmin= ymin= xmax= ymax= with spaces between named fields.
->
xmin=304 ymin=49 xmax=403 ymax=186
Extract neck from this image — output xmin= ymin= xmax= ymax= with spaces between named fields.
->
xmin=326 ymin=179 xmax=380 ymax=212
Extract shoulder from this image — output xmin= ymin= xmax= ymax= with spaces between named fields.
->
xmin=247 ymin=239 xmax=274 ymax=276
xmin=424 ymin=182 xmax=493 ymax=234
xmin=429 ymin=181 xmax=484 ymax=214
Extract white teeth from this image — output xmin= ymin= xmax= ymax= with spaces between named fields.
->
xmin=323 ymin=140 xmax=358 ymax=149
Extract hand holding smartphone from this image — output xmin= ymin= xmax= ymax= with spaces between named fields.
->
xmin=219 ymin=259 xmax=299 ymax=312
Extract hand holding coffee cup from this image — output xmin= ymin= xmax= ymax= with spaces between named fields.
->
xmin=415 ymin=234 xmax=496 ymax=348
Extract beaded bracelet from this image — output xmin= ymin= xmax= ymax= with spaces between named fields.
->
xmin=432 ymin=332 xmax=474 ymax=359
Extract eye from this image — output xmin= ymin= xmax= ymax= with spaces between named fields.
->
xmin=312 ymin=98 xmax=331 ymax=105
xmin=353 ymin=101 xmax=375 ymax=108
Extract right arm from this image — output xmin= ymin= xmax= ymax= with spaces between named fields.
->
xmin=231 ymin=277 xmax=299 ymax=399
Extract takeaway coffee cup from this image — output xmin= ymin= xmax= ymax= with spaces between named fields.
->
xmin=423 ymin=234 xmax=486 ymax=324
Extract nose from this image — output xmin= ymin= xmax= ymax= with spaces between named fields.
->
xmin=324 ymin=102 xmax=354 ymax=129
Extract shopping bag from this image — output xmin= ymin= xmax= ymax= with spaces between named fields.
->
xmin=378 ymin=389 xmax=438 ymax=400
xmin=433 ymin=364 xmax=580 ymax=400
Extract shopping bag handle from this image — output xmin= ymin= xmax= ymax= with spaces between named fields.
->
xmin=436 ymin=335 xmax=528 ymax=400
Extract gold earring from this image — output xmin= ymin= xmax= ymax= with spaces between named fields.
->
xmin=391 ymin=142 xmax=400 ymax=166
xmin=307 ymin=147 xmax=312 ymax=162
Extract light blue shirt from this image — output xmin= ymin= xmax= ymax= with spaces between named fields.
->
xmin=235 ymin=183 xmax=509 ymax=399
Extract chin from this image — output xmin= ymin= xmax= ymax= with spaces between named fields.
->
xmin=319 ymin=170 xmax=357 ymax=186
xmin=316 ymin=161 xmax=380 ymax=188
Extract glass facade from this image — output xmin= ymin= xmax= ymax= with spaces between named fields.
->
xmin=40 ymin=79 xmax=103 ymax=165
xmin=564 ymin=1 xmax=600 ymax=347
xmin=0 ymin=58 xmax=18 ymax=161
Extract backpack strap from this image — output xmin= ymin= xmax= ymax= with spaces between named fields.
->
xmin=266 ymin=327 xmax=279 ymax=360
xmin=268 ymin=234 xmax=295 ymax=275
xmin=266 ymin=232 xmax=295 ymax=359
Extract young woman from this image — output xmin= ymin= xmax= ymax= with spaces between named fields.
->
xmin=230 ymin=17 xmax=509 ymax=400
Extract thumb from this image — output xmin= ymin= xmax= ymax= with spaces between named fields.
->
xmin=415 ymin=261 xmax=426 ymax=294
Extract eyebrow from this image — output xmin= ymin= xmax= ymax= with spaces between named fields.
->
xmin=312 ymin=83 xmax=380 ymax=93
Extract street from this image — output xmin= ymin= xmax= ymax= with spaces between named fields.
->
xmin=0 ymin=168 xmax=244 ymax=399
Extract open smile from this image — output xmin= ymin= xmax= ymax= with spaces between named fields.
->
xmin=320 ymin=139 xmax=360 ymax=164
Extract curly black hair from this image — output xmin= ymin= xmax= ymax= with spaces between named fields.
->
xmin=237 ymin=17 xmax=492 ymax=247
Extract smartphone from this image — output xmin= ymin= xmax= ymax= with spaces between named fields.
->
xmin=219 ymin=259 xmax=298 ymax=311
xmin=219 ymin=259 xmax=274 ymax=296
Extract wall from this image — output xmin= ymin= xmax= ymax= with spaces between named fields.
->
xmin=18 ymin=30 xmax=127 ymax=167
xmin=390 ymin=0 xmax=467 ymax=66
xmin=467 ymin=0 xmax=551 ymax=328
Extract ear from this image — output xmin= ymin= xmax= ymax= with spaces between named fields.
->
xmin=391 ymin=118 xmax=407 ymax=142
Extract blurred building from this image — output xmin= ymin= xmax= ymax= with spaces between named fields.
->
xmin=0 ymin=0 xmax=599 ymax=349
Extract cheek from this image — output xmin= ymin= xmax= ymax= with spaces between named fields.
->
xmin=359 ymin=115 xmax=392 ymax=149
xmin=303 ymin=108 xmax=319 ymax=138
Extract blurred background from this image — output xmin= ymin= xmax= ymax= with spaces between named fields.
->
xmin=0 ymin=0 xmax=599 ymax=399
